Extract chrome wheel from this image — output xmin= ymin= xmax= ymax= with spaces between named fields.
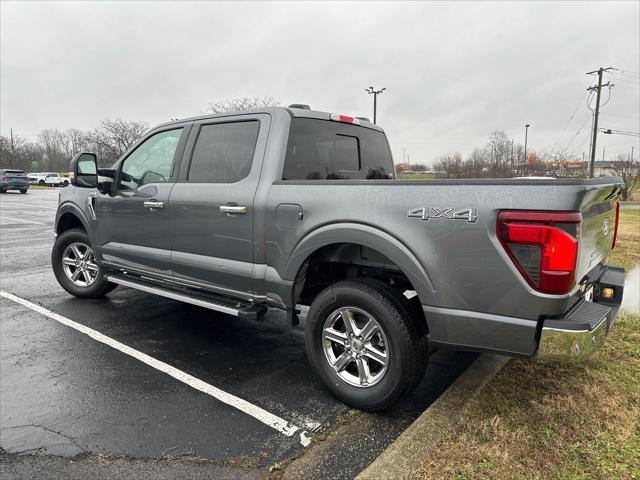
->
xmin=322 ymin=306 xmax=389 ymax=388
xmin=61 ymin=242 xmax=98 ymax=287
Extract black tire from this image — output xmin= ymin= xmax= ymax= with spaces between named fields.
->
xmin=63 ymin=180 xmax=69 ymax=187
xmin=38 ymin=180 xmax=45 ymax=186
xmin=52 ymin=228 xmax=117 ymax=298
xmin=19 ymin=188 xmax=28 ymax=194
xmin=0 ymin=189 xmax=5 ymax=194
xmin=305 ymin=279 xmax=427 ymax=411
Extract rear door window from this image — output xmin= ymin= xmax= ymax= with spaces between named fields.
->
xmin=188 ymin=121 xmax=260 ymax=183
xmin=283 ymin=118 xmax=394 ymax=180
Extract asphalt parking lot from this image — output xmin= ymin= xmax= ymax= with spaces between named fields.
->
xmin=0 ymin=189 xmax=476 ymax=479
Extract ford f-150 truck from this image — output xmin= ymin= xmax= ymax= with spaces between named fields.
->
xmin=52 ymin=106 xmax=625 ymax=410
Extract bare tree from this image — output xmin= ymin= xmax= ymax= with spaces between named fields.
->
xmin=463 ymin=147 xmax=487 ymax=178
xmin=38 ymin=129 xmax=69 ymax=171
xmin=92 ymin=118 xmax=149 ymax=165
xmin=434 ymin=152 xmax=463 ymax=178
xmin=537 ymin=149 xmax=586 ymax=178
xmin=203 ymin=96 xmax=280 ymax=114
xmin=0 ymin=134 xmax=45 ymax=171
xmin=485 ymin=130 xmax=513 ymax=177
xmin=611 ymin=154 xmax=640 ymax=200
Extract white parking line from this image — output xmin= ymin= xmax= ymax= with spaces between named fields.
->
xmin=0 ymin=216 xmax=47 ymax=225
xmin=0 ymin=290 xmax=314 ymax=447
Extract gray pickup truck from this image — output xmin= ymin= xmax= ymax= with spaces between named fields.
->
xmin=52 ymin=106 xmax=625 ymax=410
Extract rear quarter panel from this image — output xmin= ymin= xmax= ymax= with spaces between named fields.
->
xmin=265 ymin=179 xmax=620 ymax=321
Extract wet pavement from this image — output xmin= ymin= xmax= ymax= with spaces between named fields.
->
xmin=0 ymin=189 xmax=475 ymax=479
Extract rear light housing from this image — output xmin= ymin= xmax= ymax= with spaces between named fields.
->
xmin=497 ymin=210 xmax=582 ymax=295
xmin=330 ymin=113 xmax=360 ymax=124
xmin=612 ymin=201 xmax=620 ymax=249
xmin=1 ymin=176 xmax=7 ymax=181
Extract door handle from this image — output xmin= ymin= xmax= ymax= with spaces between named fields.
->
xmin=143 ymin=201 xmax=164 ymax=209
xmin=220 ymin=205 xmax=247 ymax=215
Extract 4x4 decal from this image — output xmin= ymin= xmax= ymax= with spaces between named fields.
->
xmin=408 ymin=207 xmax=478 ymax=223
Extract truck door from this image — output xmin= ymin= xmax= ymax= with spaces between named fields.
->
xmin=94 ymin=126 xmax=190 ymax=277
xmin=168 ymin=114 xmax=270 ymax=299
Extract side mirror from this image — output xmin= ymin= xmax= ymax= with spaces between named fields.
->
xmin=70 ymin=152 xmax=98 ymax=188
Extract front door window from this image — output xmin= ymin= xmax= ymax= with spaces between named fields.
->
xmin=118 ymin=129 xmax=182 ymax=190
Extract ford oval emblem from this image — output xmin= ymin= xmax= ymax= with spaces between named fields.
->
xmin=602 ymin=218 xmax=609 ymax=236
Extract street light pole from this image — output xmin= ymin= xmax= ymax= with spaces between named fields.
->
xmin=523 ymin=124 xmax=530 ymax=175
xmin=365 ymin=86 xmax=386 ymax=124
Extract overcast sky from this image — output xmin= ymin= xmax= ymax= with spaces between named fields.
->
xmin=2 ymin=1 xmax=639 ymax=165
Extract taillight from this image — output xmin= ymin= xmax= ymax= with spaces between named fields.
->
xmin=497 ymin=211 xmax=582 ymax=294
xmin=612 ymin=201 xmax=620 ymax=250
xmin=1 ymin=176 xmax=7 ymax=181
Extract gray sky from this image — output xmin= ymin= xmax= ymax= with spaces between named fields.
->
xmin=2 ymin=0 xmax=639 ymax=165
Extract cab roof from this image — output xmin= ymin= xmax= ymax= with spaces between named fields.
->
xmin=155 ymin=106 xmax=385 ymax=133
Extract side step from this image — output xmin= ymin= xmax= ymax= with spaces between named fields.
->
xmin=106 ymin=274 xmax=266 ymax=320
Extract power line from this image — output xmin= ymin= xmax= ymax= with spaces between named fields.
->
xmin=550 ymin=89 xmax=592 ymax=151
xmin=562 ymin=114 xmax=592 ymax=152
xmin=598 ymin=127 xmax=640 ymax=137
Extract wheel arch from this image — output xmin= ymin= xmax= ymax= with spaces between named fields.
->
xmin=284 ymin=222 xmax=436 ymax=311
xmin=55 ymin=204 xmax=90 ymax=235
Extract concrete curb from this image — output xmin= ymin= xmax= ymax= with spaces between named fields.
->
xmin=355 ymin=353 xmax=509 ymax=480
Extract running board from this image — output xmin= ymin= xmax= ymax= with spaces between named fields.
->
xmin=106 ymin=274 xmax=266 ymax=320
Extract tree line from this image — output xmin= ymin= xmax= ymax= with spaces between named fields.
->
xmin=0 ymin=118 xmax=149 ymax=172
xmin=429 ymin=130 xmax=590 ymax=179
xmin=0 ymin=96 xmax=281 ymax=173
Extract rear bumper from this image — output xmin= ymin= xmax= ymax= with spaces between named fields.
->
xmin=537 ymin=266 xmax=625 ymax=362
xmin=1 ymin=183 xmax=28 ymax=190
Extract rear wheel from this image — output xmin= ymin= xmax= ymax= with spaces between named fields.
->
xmin=52 ymin=228 xmax=117 ymax=298
xmin=305 ymin=279 xmax=427 ymax=411
xmin=63 ymin=180 xmax=69 ymax=187
xmin=19 ymin=188 xmax=28 ymax=194
xmin=38 ymin=180 xmax=45 ymax=186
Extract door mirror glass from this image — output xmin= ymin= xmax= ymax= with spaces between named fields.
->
xmin=70 ymin=152 xmax=98 ymax=188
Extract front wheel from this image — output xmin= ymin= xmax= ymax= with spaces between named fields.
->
xmin=38 ymin=180 xmax=45 ymax=186
xmin=305 ymin=279 xmax=427 ymax=411
xmin=19 ymin=188 xmax=28 ymax=194
xmin=52 ymin=228 xmax=117 ymax=298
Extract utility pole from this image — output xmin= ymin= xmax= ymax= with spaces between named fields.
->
xmin=587 ymin=67 xmax=614 ymax=178
xmin=631 ymin=146 xmax=635 ymax=163
xmin=602 ymin=147 xmax=605 ymax=162
xmin=365 ymin=86 xmax=386 ymax=124
xmin=523 ymin=124 xmax=530 ymax=175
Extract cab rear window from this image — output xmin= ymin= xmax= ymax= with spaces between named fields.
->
xmin=283 ymin=118 xmax=394 ymax=180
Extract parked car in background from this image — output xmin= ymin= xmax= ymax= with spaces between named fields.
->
xmin=0 ymin=169 xmax=29 ymax=193
xmin=28 ymin=172 xmax=70 ymax=187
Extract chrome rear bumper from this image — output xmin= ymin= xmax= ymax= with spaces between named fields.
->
xmin=537 ymin=266 xmax=624 ymax=362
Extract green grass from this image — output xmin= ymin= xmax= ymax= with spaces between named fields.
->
xmin=609 ymin=209 xmax=640 ymax=272
xmin=418 ymin=312 xmax=640 ymax=480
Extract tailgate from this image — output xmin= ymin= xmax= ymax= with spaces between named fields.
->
xmin=576 ymin=179 xmax=623 ymax=281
